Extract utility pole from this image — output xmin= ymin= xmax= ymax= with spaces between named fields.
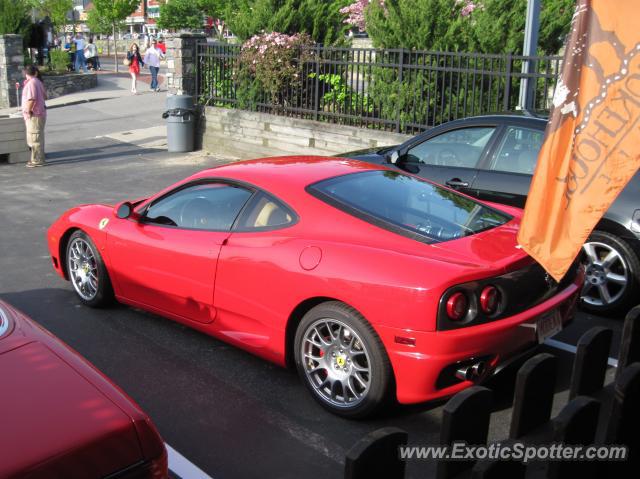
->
xmin=518 ymin=0 xmax=541 ymax=111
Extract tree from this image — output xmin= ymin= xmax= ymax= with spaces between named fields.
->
xmin=225 ymin=0 xmax=352 ymax=46
xmin=28 ymin=0 xmax=74 ymax=34
xmin=157 ymin=0 xmax=204 ymax=31
xmin=364 ymin=0 xmax=468 ymax=51
xmin=363 ymin=0 xmax=574 ymax=55
xmin=87 ymin=0 xmax=139 ymax=72
xmin=196 ymin=0 xmax=232 ymax=19
xmin=0 ymin=0 xmax=31 ymax=36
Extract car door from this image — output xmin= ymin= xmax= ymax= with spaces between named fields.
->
xmin=106 ymin=181 xmax=254 ymax=324
xmin=400 ymin=125 xmax=500 ymax=195
xmin=472 ymin=124 xmax=545 ymax=208
xmin=212 ymin=192 xmax=298 ymax=353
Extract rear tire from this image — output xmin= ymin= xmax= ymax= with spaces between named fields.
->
xmin=66 ymin=230 xmax=114 ymax=308
xmin=294 ymin=301 xmax=392 ymax=418
xmin=581 ymin=230 xmax=640 ymax=316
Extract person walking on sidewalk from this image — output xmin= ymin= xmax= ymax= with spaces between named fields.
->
xmin=143 ymin=38 xmax=163 ymax=92
xmin=73 ymin=33 xmax=88 ymax=73
xmin=127 ymin=43 xmax=144 ymax=94
xmin=21 ymin=65 xmax=47 ymax=168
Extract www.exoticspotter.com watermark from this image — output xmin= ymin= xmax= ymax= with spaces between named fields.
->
xmin=398 ymin=442 xmax=628 ymax=463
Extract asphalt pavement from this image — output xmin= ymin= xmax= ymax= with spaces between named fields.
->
xmin=0 ymin=91 xmax=626 ymax=479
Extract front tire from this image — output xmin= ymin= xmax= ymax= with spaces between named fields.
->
xmin=66 ymin=230 xmax=114 ymax=308
xmin=581 ymin=230 xmax=640 ymax=315
xmin=294 ymin=302 xmax=392 ymax=418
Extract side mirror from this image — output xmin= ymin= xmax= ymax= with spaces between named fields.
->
xmin=389 ymin=152 xmax=420 ymax=174
xmin=114 ymin=201 xmax=133 ymax=219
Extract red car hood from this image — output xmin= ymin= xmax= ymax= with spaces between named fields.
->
xmin=0 ymin=303 xmax=153 ymax=479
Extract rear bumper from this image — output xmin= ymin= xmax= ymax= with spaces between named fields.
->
xmin=378 ymin=279 xmax=582 ymax=404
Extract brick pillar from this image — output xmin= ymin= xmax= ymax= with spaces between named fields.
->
xmin=0 ymin=35 xmax=24 ymax=109
xmin=165 ymin=33 xmax=205 ymax=97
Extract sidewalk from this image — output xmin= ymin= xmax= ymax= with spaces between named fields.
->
xmin=0 ymin=65 xmax=167 ymax=117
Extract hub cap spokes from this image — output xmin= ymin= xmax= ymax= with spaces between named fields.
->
xmin=301 ymin=319 xmax=371 ymax=408
xmin=68 ymin=238 xmax=99 ymax=301
xmin=582 ymin=241 xmax=628 ymax=307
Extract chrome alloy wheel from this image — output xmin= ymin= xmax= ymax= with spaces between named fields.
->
xmin=301 ymin=318 xmax=372 ymax=408
xmin=582 ymin=241 xmax=628 ymax=307
xmin=68 ymin=238 xmax=99 ymax=301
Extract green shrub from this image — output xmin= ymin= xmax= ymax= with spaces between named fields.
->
xmin=49 ymin=49 xmax=70 ymax=72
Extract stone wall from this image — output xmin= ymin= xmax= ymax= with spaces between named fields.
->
xmin=202 ymin=107 xmax=411 ymax=159
xmin=42 ymin=73 xmax=98 ymax=100
xmin=165 ymin=33 xmax=205 ymax=96
xmin=0 ymin=35 xmax=24 ymax=109
xmin=0 ymin=116 xmax=29 ymax=164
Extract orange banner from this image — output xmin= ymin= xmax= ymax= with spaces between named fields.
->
xmin=518 ymin=0 xmax=640 ymax=281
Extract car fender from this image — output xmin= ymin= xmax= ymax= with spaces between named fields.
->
xmin=47 ymin=204 xmax=115 ymax=279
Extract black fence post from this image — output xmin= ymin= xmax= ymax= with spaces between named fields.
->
xmin=569 ymin=327 xmax=612 ymax=400
xmin=437 ymin=386 xmax=493 ymax=479
xmin=509 ymin=353 xmax=557 ymax=439
xmin=617 ymin=305 xmax=640 ymax=377
xmin=344 ymin=427 xmax=408 ymax=479
xmin=546 ymin=396 xmax=600 ymax=479
xmin=603 ymin=363 xmax=640 ymax=475
xmin=313 ymin=44 xmax=321 ymax=121
xmin=472 ymin=458 xmax=526 ymax=479
xmin=395 ymin=49 xmax=405 ymax=134
xmin=503 ymin=53 xmax=512 ymax=111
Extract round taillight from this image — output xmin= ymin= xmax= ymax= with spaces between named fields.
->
xmin=446 ymin=292 xmax=468 ymax=321
xmin=480 ymin=286 xmax=500 ymax=314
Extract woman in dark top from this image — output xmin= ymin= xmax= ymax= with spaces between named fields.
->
xmin=127 ymin=43 xmax=144 ymax=94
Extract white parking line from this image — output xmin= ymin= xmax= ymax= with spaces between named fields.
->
xmin=166 ymin=443 xmax=213 ymax=479
xmin=544 ymin=338 xmax=619 ymax=368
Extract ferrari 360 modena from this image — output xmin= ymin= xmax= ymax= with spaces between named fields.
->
xmin=47 ymin=156 xmax=583 ymax=417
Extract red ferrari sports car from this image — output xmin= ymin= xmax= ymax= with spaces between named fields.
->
xmin=0 ymin=299 xmax=167 ymax=478
xmin=47 ymin=156 xmax=583 ymax=417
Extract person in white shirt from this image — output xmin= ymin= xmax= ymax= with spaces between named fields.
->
xmin=84 ymin=38 xmax=101 ymax=71
xmin=143 ymin=38 xmax=164 ymax=92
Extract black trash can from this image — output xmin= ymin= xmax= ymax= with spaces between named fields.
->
xmin=163 ymin=95 xmax=195 ymax=153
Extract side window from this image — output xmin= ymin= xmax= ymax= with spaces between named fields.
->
xmin=488 ymin=126 xmax=544 ymax=175
xmin=236 ymin=193 xmax=295 ymax=229
xmin=406 ymin=127 xmax=496 ymax=168
xmin=144 ymin=183 xmax=253 ymax=231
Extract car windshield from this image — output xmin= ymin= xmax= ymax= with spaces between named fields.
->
xmin=308 ymin=170 xmax=511 ymax=243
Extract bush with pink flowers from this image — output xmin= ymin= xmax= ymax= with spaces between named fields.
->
xmin=237 ymin=32 xmax=315 ymax=109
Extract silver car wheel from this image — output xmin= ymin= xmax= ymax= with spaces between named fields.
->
xmin=301 ymin=318 xmax=371 ymax=408
xmin=582 ymin=241 xmax=628 ymax=307
xmin=68 ymin=238 xmax=99 ymax=301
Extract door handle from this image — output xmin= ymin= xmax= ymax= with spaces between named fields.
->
xmin=445 ymin=178 xmax=469 ymax=188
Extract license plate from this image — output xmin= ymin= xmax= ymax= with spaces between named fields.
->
xmin=537 ymin=310 xmax=563 ymax=343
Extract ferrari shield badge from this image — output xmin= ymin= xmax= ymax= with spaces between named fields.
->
xmin=99 ymin=218 xmax=109 ymax=230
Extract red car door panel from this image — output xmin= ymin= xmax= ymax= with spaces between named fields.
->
xmin=106 ymin=221 xmax=226 ymax=324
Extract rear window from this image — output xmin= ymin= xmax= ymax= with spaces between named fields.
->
xmin=308 ymin=170 xmax=511 ymax=243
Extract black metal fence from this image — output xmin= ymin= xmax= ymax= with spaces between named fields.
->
xmin=196 ymin=42 xmax=562 ymax=135
xmin=344 ymin=305 xmax=640 ymax=479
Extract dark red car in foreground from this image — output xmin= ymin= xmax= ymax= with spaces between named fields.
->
xmin=47 ymin=157 xmax=583 ymax=417
xmin=0 ymin=300 xmax=167 ymax=478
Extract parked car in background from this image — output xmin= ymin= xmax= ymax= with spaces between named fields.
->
xmin=47 ymin=157 xmax=582 ymax=418
xmin=0 ymin=300 xmax=167 ymax=479
xmin=344 ymin=113 xmax=640 ymax=315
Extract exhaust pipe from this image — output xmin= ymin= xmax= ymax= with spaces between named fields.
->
xmin=455 ymin=360 xmax=486 ymax=381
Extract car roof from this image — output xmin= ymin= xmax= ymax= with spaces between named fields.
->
xmin=190 ymin=156 xmax=386 ymax=194
xmin=446 ymin=112 xmax=548 ymax=125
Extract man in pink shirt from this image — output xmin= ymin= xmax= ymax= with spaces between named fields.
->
xmin=21 ymin=65 xmax=47 ymax=167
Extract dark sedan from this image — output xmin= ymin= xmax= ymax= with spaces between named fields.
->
xmin=344 ymin=113 xmax=640 ymax=315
